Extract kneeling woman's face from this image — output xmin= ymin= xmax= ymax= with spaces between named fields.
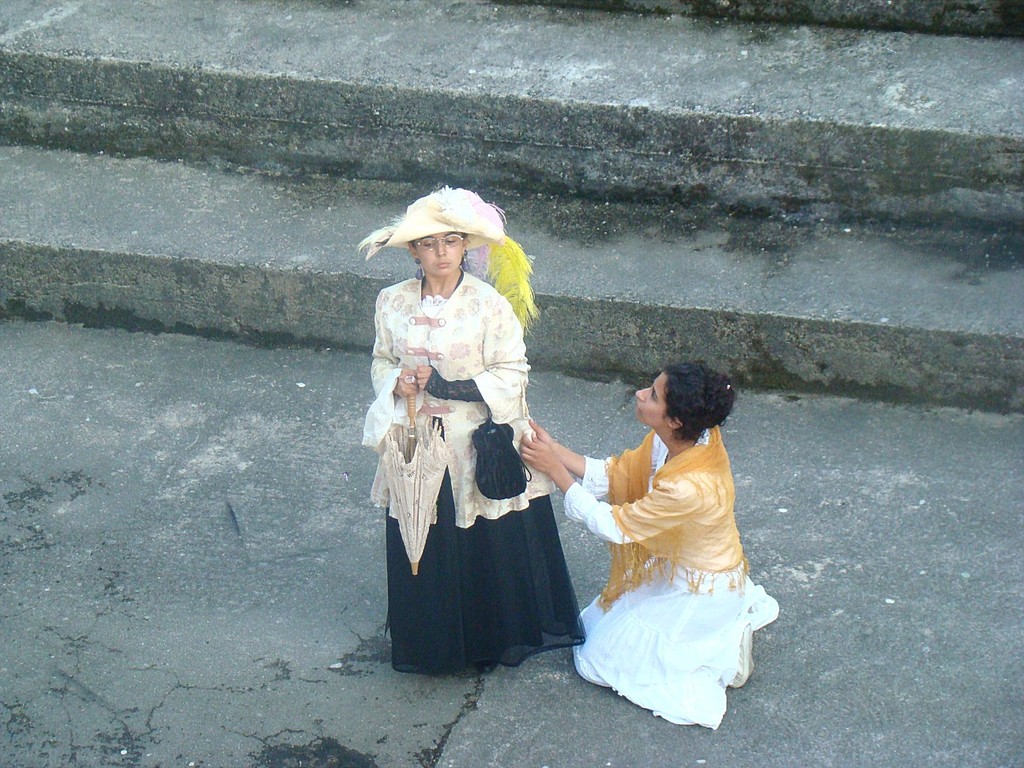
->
xmin=634 ymin=372 xmax=682 ymax=434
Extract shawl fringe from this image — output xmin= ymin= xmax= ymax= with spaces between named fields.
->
xmin=599 ymin=550 xmax=749 ymax=610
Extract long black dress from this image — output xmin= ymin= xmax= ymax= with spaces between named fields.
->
xmin=371 ymin=276 xmax=583 ymax=674
xmin=385 ymin=421 xmax=583 ymax=673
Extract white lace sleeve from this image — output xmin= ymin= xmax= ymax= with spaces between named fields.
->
xmin=564 ymin=483 xmax=628 ymax=544
xmin=580 ymin=455 xmax=610 ymax=498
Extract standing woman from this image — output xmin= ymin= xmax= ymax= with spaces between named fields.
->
xmin=521 ymin=362 xmax=779 ymax=729
xmin=360 ymin=187 xmax=583 ymax=674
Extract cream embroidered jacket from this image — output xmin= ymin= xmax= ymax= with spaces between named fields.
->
xmin=364 ymin=273 xmax=554 ymax=527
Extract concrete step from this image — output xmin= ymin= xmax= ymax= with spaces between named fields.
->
xmin=1 ymin=0 xmax=1021 ymax=225
xmin=509 ymin=0 xmax=1024 ymax=37
xmin=1 ymin=146 xmax=1021 ymax=412
xmin=2 ymin=319 xmax=1021 ymax=767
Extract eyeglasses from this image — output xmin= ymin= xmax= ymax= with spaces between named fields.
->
xmin=413 ymin=234 xmax=465 ymax=254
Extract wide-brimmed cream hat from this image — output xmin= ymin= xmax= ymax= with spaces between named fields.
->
xmin=359 ymin=186 xmax=506 ymax=259
xmin=358 ymin=186 xmax=539 ymax=330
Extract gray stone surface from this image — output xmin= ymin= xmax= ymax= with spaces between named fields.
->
xmin=2 ymin=145 xmax=1022 ymax=411
xmin=510 ymin=0 xmax=1024 ymax=37
xmin=2 ymin=3 xmax=1021 ymax=763
xmin=1 ymin=318 xmax=1022 ymax=767
xmin=0 ymin=0 xmax=1021 ymax=222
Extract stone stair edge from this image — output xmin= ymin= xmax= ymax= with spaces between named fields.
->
xmin=1 ymin=0 xmax=1020 ymax=410
xmin=2 ymin=48 xmax=1022 ymax=226
xmin=501 ymin=0 xmax=1024 ymax=37
xmin=5 ymin=47 xmax=1023 ymax=136
xmin=2 ymin=239 xmax=1021 ymax=413
xmin=1 ymin=141 xmax=1019 ymax=339
xmin=2 ymin=0 xmax=1021 ymax=225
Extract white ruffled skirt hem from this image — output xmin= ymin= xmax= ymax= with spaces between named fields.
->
xmin=573 ymin=573 xmax=779 ymax=729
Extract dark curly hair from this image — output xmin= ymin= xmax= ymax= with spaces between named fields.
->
xmin=661 ymin=362 xmax=735 ymax=442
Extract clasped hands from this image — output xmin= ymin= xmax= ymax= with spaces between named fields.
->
xmin=393 ymin=365 xmax=435 ymax=398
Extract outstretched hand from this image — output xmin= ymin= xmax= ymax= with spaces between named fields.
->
xmin=521 ymin=426 xmax=576 ymax=493
xmin=521 ymin=418 xmax=560 ymax=472
xmin=528 ymin=419 xmax=555 ymax=446
xmin=520 ymin=431 xmax=560 ymax=476
xmin=522 ymin=419 xmax=586 ymax=494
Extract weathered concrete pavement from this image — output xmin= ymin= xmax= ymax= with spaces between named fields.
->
xmin=2 ymin=1 xmax=1022 ymax=764
xmin=2 ymin=319 xmax=1021 ymax=767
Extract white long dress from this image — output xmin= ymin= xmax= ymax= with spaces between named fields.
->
xmin=565 ymin=434 xmax=779 ymax=729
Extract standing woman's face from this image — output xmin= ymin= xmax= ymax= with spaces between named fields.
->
xmin=408 ymin=232 xmax=466 ymax=280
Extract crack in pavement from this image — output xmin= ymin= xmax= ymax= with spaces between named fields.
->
xmin=415 ymin=675 xmax=485 ymax=768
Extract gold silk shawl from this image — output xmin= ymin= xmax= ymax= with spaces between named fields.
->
xmin=600 ymin=427 xmax=747 ymax=609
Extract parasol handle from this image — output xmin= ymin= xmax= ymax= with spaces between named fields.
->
xmin=405 ymin=394 xmax=417 ymax=429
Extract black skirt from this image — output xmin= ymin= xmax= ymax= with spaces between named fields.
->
xmin=385 ymin=470 xmax=585 ymax=674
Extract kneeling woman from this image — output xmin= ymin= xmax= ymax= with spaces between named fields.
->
xmin=521 ymin=362 xmax=779 ymax=728
xmin=360 ymin=187 xmax=583 ymax=674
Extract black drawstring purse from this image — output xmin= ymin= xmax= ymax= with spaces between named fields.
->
xmin=472 ymin=416 xmax=532 ymax=500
